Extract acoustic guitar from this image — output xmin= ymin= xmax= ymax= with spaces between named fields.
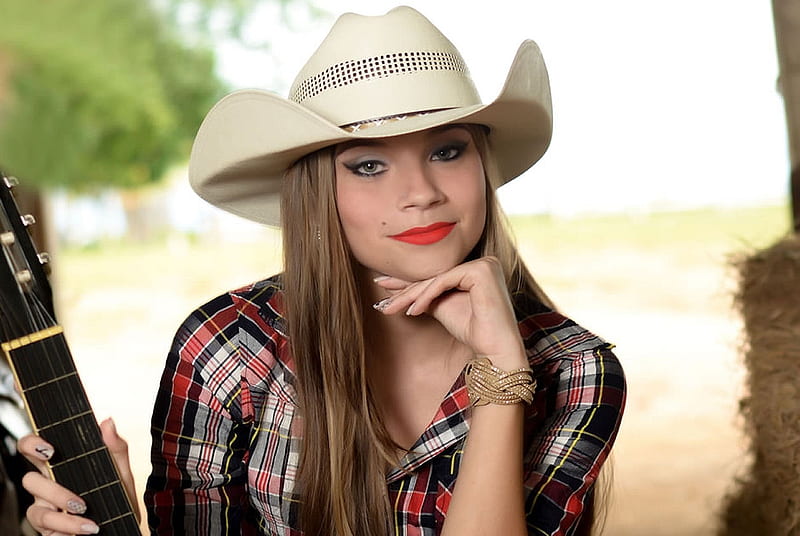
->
xmin=0 ymin=172 xmax=141 ymax=535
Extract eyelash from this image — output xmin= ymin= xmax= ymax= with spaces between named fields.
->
xmin=431 ymin=142 xmax=467 ymax=162
xmin=345 ymin=160 xmax=385 ymax=177
xmin=343 ymin=141 xmax=469 ymax=177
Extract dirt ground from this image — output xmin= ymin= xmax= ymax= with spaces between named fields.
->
xmin=55 ymin=226 xmax=752 ymax=535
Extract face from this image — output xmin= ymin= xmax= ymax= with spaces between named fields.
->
xmin=335 ymin=126 xmax=487 ymax=282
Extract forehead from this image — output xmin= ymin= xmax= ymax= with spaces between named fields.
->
xmin=335 ymin=125 xmax=472 ymax=155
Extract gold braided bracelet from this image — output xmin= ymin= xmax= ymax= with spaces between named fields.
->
xmin=464 ymin=357 xmax=536 ymax=407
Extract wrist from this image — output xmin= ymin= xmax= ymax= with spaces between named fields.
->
xmin=474 ymin=345 xmax=528 ymax=371
xmin=464 ymin=356 xmax=535 ymax=407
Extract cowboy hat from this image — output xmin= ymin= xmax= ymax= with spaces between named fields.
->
xmin=189 ymin=5 xmax=552 ymax=226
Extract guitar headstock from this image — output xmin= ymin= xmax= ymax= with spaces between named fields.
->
xmin=0 ymin=171 xmax=55 ymax=339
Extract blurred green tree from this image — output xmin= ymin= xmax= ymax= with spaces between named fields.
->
xmin=0 ymin=0 xmax=227 ymax=191
xmin=159 ymin=0 xmax=327 ymax=47
xmin=0 ymin=0 xmax=321 ymax=246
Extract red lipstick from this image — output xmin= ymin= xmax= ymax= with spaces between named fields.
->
xmin=389 ymin=222 xmax=455 ymax=245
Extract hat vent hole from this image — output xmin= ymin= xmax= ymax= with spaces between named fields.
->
xmin=290 ymin=51 xmax=468 ymax=103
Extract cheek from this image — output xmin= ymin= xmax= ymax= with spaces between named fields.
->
xmin=472 ymin=171 xmax=487 ymax=208
xmin=460 ymin=163 xmax=488 ymax=227
xmin=336 ymin=195 xmax=359 ymax=228
xmin=335 ymin=182 xmax=376 ymax=248
xmin=471 ymin=188 xmax=488 ymax=244
xmin=335 ymin=174 xmax=358 ymax=230
xmin=462 ymin=172 xmax=488 ymax=250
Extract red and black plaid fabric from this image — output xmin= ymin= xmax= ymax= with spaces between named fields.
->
xmin=145 ymin=276 xmax=625 ymax=535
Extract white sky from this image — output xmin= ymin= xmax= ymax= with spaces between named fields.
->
xmin=216 ymin=1 xmax=788 ymax=216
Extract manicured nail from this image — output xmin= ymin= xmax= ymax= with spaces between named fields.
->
xmin=34 ymin=444 xmax=53 ymax=460
xmin=67 ymin=498 xmax=87 ymax=514
xmin=80 ymin=523 xmax=100 ymax=534
xmin=406 ymin=303 xmax=415 ymax=316
xmin=373 ymin=275 xmax=390 ymax=282
xmin=373 ymin=297 xmax=392 ymax=311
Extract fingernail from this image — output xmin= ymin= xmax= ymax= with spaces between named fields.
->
xmin=81 ymin=523 xmax=100 ymax=534
xmin=67 ymin=498 xmax=87 ymax=514
xmin=406 ymin=303 xmax=415 ymax=316
xmin=373 ymin=297 xmax=391 ymax=311
xmin=34 ymin=444 xmax=53 ymax=460
xmin=373 ymin=275 xmax=390 ymax=282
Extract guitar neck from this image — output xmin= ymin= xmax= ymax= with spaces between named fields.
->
xmin=2 ymin=326 xmax=142 ymax=535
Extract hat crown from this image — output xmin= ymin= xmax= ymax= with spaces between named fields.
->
xmin=288 ymin=6 xmax=481 ymax=126
xmin=189 ymin=6 xmax=552 ymax=226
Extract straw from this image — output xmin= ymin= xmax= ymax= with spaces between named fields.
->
xmin=718 ymin=235 xmax=800 ymax=535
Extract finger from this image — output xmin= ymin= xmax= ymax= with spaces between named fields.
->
xmin=373 ymin=279 xmax=433 ymax=314
xmin=100 ymin=418 xmax=140 ymax=519
xmin=100 ymin=418 xmax=129 ymax=471
xmin=17 ymin=434 xmax=54 ymax=474
xmin=22 ymin=471 xmax=88 ymax=516
xmin=372 ymin=274 xmax=413 ymax=291
xmin=404 ymin=270 xmax=471 ymax=316
xmin=407 ymin=258 xmax=507 ymax=316
xmin=27 ymin=502 xmax=100 ymax=535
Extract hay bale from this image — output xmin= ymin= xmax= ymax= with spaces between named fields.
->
xmin=719 ymin=234 xmax=800 ymax=535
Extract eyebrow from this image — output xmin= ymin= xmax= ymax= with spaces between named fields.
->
xmin=335 ymin=125 xmax=471 ymax=155
xmin=335 ymin=139 xmax=385 ymax=155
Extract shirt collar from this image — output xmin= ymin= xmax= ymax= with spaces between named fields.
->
xmin=386 ymin=371 xmax=472 ymax=483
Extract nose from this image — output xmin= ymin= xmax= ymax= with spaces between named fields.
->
xmin=398 ymin=162 xmax=445 ymax=210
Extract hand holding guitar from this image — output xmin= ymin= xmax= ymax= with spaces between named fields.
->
xmin=19 ymin=419 xmax=139 ymax=535
xmin=0 ymin=173 xmax=142 ymax=535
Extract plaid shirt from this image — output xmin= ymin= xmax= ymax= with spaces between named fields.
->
xmin=145 ymin=276 xmax=625 ymax=535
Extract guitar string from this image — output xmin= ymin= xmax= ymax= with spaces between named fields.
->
xmin=0 ymin=184 xmax=139 ymax=533
xmin=0 ymin=220 xmax=138 ymax=530
xmin=17 ymin=290 xmax=138 ymax=527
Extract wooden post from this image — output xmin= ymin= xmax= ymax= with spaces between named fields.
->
xmin=717 ymin=5 xmax=800 ymax=535
xmin=772 ymin=0 xmax=800 ymax=231
xmin=793 ymin=165 xmax=800 ymax=231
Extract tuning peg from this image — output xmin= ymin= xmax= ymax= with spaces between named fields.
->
xmin=15 ymin=270 xmax=31 ymax=285
xmin=38 ymin=252 xmax=52 ymax=276
xmin=0 ymin=232 xmax=14 ymax=246
xmin=3 ymin=175 xmax=19 ymax=189
xmin=21 ymin=214 xmax=35 ymax=226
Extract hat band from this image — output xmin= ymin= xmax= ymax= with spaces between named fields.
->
xmin=341 ymin=109 xmax=452 ymax=132
xmin=290 ymin=50 xmax=468 ymax=104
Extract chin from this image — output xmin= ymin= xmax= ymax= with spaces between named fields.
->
xmin=390 ymin=255 xmax=467 ymax=282
xmin=356 ymin=239 xmax=479 ymax=282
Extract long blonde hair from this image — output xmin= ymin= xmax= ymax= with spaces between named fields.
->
xmin=281 ymin=125 xmax=557 ymax=535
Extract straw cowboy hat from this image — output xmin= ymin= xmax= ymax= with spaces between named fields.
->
xmin=189 ymin=5 xmax=552 ymax=226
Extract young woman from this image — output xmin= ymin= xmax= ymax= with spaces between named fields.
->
xmin=19 ymin=6 xmax=625 ymax=535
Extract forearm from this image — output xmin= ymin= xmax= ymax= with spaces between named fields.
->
xmin=441 ymin=403 xmax=528 ymax=536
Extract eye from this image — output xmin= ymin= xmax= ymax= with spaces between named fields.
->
xmin=431 ymin=142 xmax=467 ymax=162
xmin=344 ymin=159 xmax=386 ymax=177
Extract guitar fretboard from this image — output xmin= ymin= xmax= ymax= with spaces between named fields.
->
xmin=2 ymin=327 xmax=141 ymax=535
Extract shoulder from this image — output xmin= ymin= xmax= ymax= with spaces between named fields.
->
xmin=174 ymin=274 xmax=286 ymax=347
xmin=227 ymin=275 xmax=287 ymax=335
xmin=170 ymin=274 xmax=296 ymax=398
xmin=511 ymin=291 xmax=609 ymax=367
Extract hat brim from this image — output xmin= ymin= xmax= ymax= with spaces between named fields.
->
xmin=189 ymin=40 xmax=552 ymax=226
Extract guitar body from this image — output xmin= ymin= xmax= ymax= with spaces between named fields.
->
xmin=0 ymin=172 xmax=141 ymax=535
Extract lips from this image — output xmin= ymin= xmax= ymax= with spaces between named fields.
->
xmin=389 ymin=222 xmax=456 ymax=245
